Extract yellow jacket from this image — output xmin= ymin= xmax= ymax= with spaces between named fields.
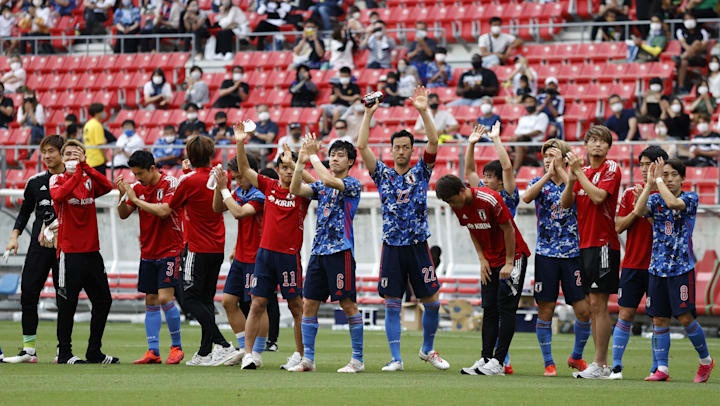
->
xmin=83 ymin=117 xmax=107 ymax=167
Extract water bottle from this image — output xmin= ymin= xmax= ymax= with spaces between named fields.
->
xmin=206 ymin=164 xmax=222 ymax=190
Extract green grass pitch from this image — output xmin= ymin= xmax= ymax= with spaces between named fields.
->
xmin=0 ymin=321 xmax=718 ymax=405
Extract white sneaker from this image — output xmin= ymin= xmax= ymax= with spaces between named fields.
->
xmin=280 ymin=352 xmax=302 ymax=370
xmin=337 ymin=358 xmax=364 ymax=373
xmin=224 ymin=348 xmax=245 ymax=366
xmin=252 ymin=352 xmax=263 ymax=368
xmin=460 ymin=358 xmax=486 ymax=375
xmin=224 ymin=53 xmax=234 ymax=61
xmin=608 ymin=371 xmax=623 ymax=380
xmin=209 ymin=345 xmax=238 ymax=366
xmin=186 ymin=352 xmax=213 ymax=366
xmin=419 ymin=349 xmax=450 ymax=370
xmin=3 ymin=350 xmax=38 ymax=364
xmin=478 ymin=358 xmax=505 ymax=376
xmin=381 ymin=360 xmax=404 ymax=372
xmin=573 ymin=362 xmax=610 ymax=379
xmin=241 ymin=353 xmax=258 ymax=370
xmin=287 ymin=357 xmax=315 ymax=372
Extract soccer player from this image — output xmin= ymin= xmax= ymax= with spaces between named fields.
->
xmin=212 ymin=154 xmax=269 ymax=365
xmin=288 ymin=136 xmax=363 ymax=373
xmin=49 ymin=139 xmax=116 ymax=364
xmin=435 ymin=175 xmax=530 ymax=376
xmin=560 ymin=125 xmax=622 ymax=379
xmin=521 ymin=139 xmax=591 ymax=377
xmin=115 ymin=151 xmax=185 ymax=365
xmin=235 ymin=123 xmax=311 ymax=371
xmin=3 ymin=135 xmax=64 ymax=364
xmin=633 ymin=158 xmax=714 ymax=382
xmin=609 ymin=146 xmax=668 ymax=380
xmin=169 ymin=135 xmax=237 ymax=366
xmin=357 ymin=86 xmax=449 ymax=372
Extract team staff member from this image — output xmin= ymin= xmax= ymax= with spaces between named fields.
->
xmin=83 ymin=103 xmax=108 ymax=175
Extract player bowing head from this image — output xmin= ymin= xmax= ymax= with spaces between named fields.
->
xmin=127 ymin=150 xmax=160 ymax=186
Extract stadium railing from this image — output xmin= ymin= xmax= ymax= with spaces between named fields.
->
xmin=1 ymin=33 xmax=197 ymax=57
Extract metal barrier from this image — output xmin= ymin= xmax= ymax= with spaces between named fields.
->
xmin=1 ymin=33 xmax=197 ymax=57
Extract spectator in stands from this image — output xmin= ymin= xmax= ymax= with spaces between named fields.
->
xmin=252 ymin=0 xmax=292 ymax=51
xmin=113 ymin=0 xmax=141 ymax=54
xmin=600 ymin=0 xmax=630 ymax=16
xmin=605 ymin=94 xmax=639 ymax=141
xmin=182 ymin=0 xmax=209 ymax=55
xmin=477 ymin=16 xmax=522 ymax=68
xmin=653 ymin=119 xmax=678 ymax=158
xmin=345 ymin=6 xmax=363 ymax=33
xmin=83 ymin=103 xmax=108 ymax=174
xmin=508 ymin=55 xmax=537 ymax=98
xmin=476 ymin=96 xmax=502 ymax=133
xmin=83 ymin=0 xmax=113 ymax=35
xmin=537 ymin=76 xmax=565 ymax=139
xmin=407 ymin=21 xmax=437 ymax=73
xmin=687 ymin=113 xmax=720 ymax=166
xmin=708 ymin=55 xmax=720 ymax=98
xmin=675 ymin=11 xmax=710 ymax=93
xmin=638 ymin=77 xmax=668 ymax=123
xmin=507 ymin=74 xmax=533 ymax=105
xmin=63 ymin=113 xmax=78 ymax=130
xmin=329 ymin=118 xmax=351 ymax=142
xmin=362 ymin=19 xmax=396 ymax=69
xmin=289 ymin=64 xmax=318 ymax=107
xmin=591 ymin=8 xmax=627 ymax=42
xmin=448 ymin=53 xmax=499 ymax=106
xmin=425 ymin=47 xmax=451 ymax=88
xmin=143 ymin=68 xmax=172 ymax=110
xmin=345 ymin=102 xmax=373 ymax=143
xmin=511 ymin=95 xmax=549 ymax=171
xmin=291 ymin=19 xmax=325 ymax=70
xmin=662 ymin=96 xmax=692 ymax=140
xmin=65 ymin=123 xmax=79 ymax=141
xmin=397 ymin=58 xmax=420 ymax=99
xmin=185 ymin=66 xmax=209 ymax=107
xmin=627 ymin=14 xmax=667 ymax=62
xmin=17 ymin=87 xmax=45 ymax=144
xmin=214 ymin=65 xmax=249 ymax=108
xmin=20 ymin=0 xmax=50 ymax=54
xmin=0 ymin=6 xmax=16 ymax=53
xmin=685 ymin=0 xmax=718 ymax=18
xmin=111 ymin=119 xmax=144 ymax=169
xmin=310 ymin=0 xmax=343 ymax=31
xmin=178 ymin=103 xmax=206 ymax=140
xmin=153 ymin=125 xmax=184 ymax=167
xmin=1 ymin=55 xmax=25 ymax=94
xmin=50 ymin=0 xmax=76 ymax=16
xmin=214 ymin=0 xmax=249 ymax=60
xmin=689 ymin=79 xmax=716 ymax=116
xmin=277 ymin=122 xmax=303 ymax=153
xmin=378 ymin=72 xmax=402 ymax=106
xmin=142 ymin=0 xmax=181 ymax=51
xmin=252 ymin=104 xmax=278 ymax=148
xmin=208 ymin=111 xmax=233 ymax=145
xmin=321 ymin=67 xmax=361 ymax=135
xmin=329 ymin=23 xmax=356 ymax=70
xmin=0 ymin=82 xmax=13 ymax=129
xmin=413 ymin=92 xmax=459 ymax=138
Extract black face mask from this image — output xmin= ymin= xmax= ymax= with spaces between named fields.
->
xmin=546 ymin=88 xmax=557 ymax=96
xmin=429 ymin=103 xmax=439 ymax=110
xmin=472 ymin=61 xmax=483 ymax=70
xmin=525 ymin=105 xmax=537 ymax=113
xmin=217 ymin=122 xmax=226 ymax=128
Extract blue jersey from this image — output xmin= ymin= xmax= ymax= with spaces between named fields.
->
xmin=153 ymin=138 xmax=184 ymax=160
xmin=309 ymin=177 xmax=361 ymax=256
xmin=529 ymin=177 xmax=579 ymax=258
xmin=476 ymin=180 xmax=519 ymax=217
xmin=372 ymin=159 xmax=432 ymax=246
xmin=646 ymin=191 xmax=698 ymax=277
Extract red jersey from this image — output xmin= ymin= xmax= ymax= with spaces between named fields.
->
xmin=453 ymin=187 xmax=531 ymax=268
xmin=617 ymin=185 xmax=655 ymax=269
xmin=50 ymin=162 xmax=113 ymax=254
xmin=232 ymin=186 xmax=264 ymax=263
xmin=127 ymin=173 xmax=184 ymax=260
xmin=573 ymin=159 xmax=621 ymax=250
xmin=256 ymin=174 xmax=310 ymax=255
xmin=169 ymin=167 xmax=225 ymax=253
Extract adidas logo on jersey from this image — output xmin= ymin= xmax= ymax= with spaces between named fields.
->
xmin=40 ymin=185 xmax=47 ymax=191
xmin=39 ymin=199 xmax=52 ymax=206
xmin=591 ymin=282 xmax=599 ymax=288
xmin=462 ymin=214 xmax=468 ymax=220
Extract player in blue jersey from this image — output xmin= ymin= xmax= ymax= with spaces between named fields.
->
xmin=521 ymin=139 xmax=592 ymax=376
xmin=288 ymin=135 xmax=364 ymax=373
xmin=358 ymin=86 xmax=449 ymax=372
xmin=633 ymin=158 xmax=714 ymax=383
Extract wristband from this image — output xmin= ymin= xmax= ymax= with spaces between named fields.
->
xmin=656 ymin=177 xmax=664 ymax=185
xmin=423 ymin=150 xmax=436 ymax=164
xmin=221 ymin=189 xmax=232 ymax=200
xmin=309 ymin=154 xmax=321 ymax=165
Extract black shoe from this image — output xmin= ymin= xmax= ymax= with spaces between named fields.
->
xmin=56 ymin=354 xmax=87 ymax=364
xmin=612 ymin=365 xmax=622 ymax=374
xmin=265 ymin=341 xmax=278 ymax=352
xmin=86 ymin=353 xmax=119 ymax=364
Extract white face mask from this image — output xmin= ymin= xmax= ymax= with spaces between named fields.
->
xmin=611 ymin=102 xmax=623 ymax=113
xmin=152 ymin=76 xmax=163 ymax=85
xmin=650 ymin=22 xmax=662 ymax=32
xmin=480 ymin=103 xmax=492 ymax=115
xmin=233 ymin=73 xmax=243 ymax=82
xmin=258 ymin=112 xmax=270 ymax=122
xmin=352 ymin=12 xmax=360 ymax=20
xmin=697 ymin=122 xmax=710 ymax=133
xmin=10 ymin=62 xmax=20 ymax=71
xmin=490 ymin=25 xmax=501 ymax=35
xmin=415 ymin=30 xmax=426 ymax=39
xmin=187 ymin=112 xmax=198 ymax=120
xmin=398 ymin=65 xmax=407 ymax=73
xmin=122 ymin=0 xmax=132 ymax=6
xmin=33 ymin=0 xmax=42 ymax=7
xmin=650 ymin=84 xmax=662 ymax=92
xmin=671 ymin=103 xmax=682 ymax=113
xmin=164 ymin=135 xmax=176 ymax=143
xmin=655 ymin=126 xmax=667 ymax=136
xmin=190 ymin=71 xmax=201 ymax=81
xmin=339 ymin=77 xmax=350 ymax=86
xmin=698 ymin=86 xmax=709 ymax=95
xmin=710 ymin=62 xmax=720 ymax=72
xmin=684 ymin=19 xmax=697 ymax=30
xmin=435 ymin=53 xmax=446 ymax=63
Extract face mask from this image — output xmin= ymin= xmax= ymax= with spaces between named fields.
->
xmin=650 ymin=22 xmax=661 ymax=32
xmin=187 ymin=112 xmax=198 ymax=120
xmin=525 ymin=105 xmax=536 ymax=114
xmin=190 ymin=71 xmax=201 ymax=80
xmin=429 ymin=103 xmax=439 ymax=110
xmin=122 ymin=0 xmax=132 ymax=6
xmin=10 ymin=62 xmax=20 ymax=71
xmin=217 ymin=122 xmax=226 ymax=128
xmin=611 ymin=102 xmax=623 ymax=113
xmin=698 ymin=86 xmax=709 ymax=95
xmin=291 ymin=132 xmax=301 ymax=139
xmin=435 ymin=53 xmax=446 ymax=63
xmin=415 ymin=30 xmax=426 ymax=39
xmin=124 ymin=129 xmax=134 ymax=137
xmin=33 ymin=0 xmax=42 ymax=7
xmin=152 ymin=76 xmax=163 ymax=85
xmin=370 ymin=18 xmax=378 ymax=24
xmin=352 ymin=12 xmax=360 ymax=20
xmin=698 ymin=122 xmax=710 ymax=133
xmin=650 ymin=84 xmax=662 ymax=92
xmin=480 ymin=103 xmax=492 ymax=115
xmin=233 ymin=73 xmax=243 ymax=82
xmin=258 ymin=112 xmax=270 ymax=121
xmin=671 ymin=104 xmax=682 ymax=113
xmin=398 ymin=65 xmax=407 ymax=73
xmin=339 ymin=77 xmax=350 ymax=86
xmin=472 ymin=61 xmax=483 ymax=70
xmin=684 ymin=19 xmax=697 ymax=30
xmin=711 ymin=62 xmax=720 ymax=72
xmin=164 ymin=135 xmax=176 ymax=143
xmin=336 ymin=128 xmax=346 ymax=136
xmin=655 ymin=126 xmax=667 ymax=136
xmin=490 ymin=25 xmax=501 ymax=35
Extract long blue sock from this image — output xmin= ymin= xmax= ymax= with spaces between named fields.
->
xmin=145 ymin=305 xmax=161 ymax=355
xmin=493 ymin=338 xmax=511 ymax=365
xmin=685 ymin=321 xmax=710 ymax=359
xmin=348 ymin=314 xmax=364 ymax=362
xmin=385 ymin=299 xmax=402 ymax=362
xmin=653 ymin=326 xmax=670 ymax=369
xmin=571 ymin=320 xmax=591 ymax=360
xmin=421 ymin=301 xmax=440 ymax=354
xmin=162 ymin=301 xmax=182 ymax=350
xmin=236 ymin=332 xmax=245 ymax=349
xmin=612 ymin=318 xmax=632 ymax=369
xmin=301 ymin=316 xmax=319 ymax=361
xmin=536 ymin=318 xmax=554 ymax=367
xmin=650 ymin=326 xmax=658 ymax=372
xmin=253 ymin=336 xmax=266 ymax=354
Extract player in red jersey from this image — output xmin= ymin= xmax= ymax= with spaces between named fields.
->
xmin=435 ymin=175 xmax=530 ymax=376
xmin=116 ymin=151 xmax=185 ymax=365
xmin=168 ymin=135 xmax=237 ymax=366
xmin=561 ymin=125 xmax=622 ymax=379
xmin=49 ymin=139 xmax=116 ymax=364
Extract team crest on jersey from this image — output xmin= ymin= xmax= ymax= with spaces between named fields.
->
xmin=286 ymin=193 xmax=295 ymax=200
xmin=478 ymin=209 xmax=487 ymax=221
xmin=84 ymin=179 xmax=92 ymax=191
xmin=156 ymin=189 xmax=164 ymax=201
xmin=592 ymin=173 xmax=601 ymax=185
xmin=405 ymin=172 xmax=416 ymax=185
xmin=534 ymin=282 xmax=542 ymax=293
xmin=268 ymin=195 xmax=275 ymax=202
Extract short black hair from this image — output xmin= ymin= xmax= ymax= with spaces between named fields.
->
xmin=328 ymin=140 xmax=357 ymax=168
xmin=483 ymin=160 xmax=503 ymax=181
xmin=522 ymin=94 xmax=537 ymax=103
xmin=122 ymin=119 xmax=136 ymax=129
xmin=376 ymin=19 xmax=387 ymax=26
xmin=215 ymin=111 xmax=227 ymax=120
xmin=233 ymin=65 xmax=244 ymax=73
xmin=638 ymin=145 xmax=668 ymax=162
xmin=683 ymin=11 xmax=695 ymax=19
xmin=608 ymin=93 xmax=621 ymax=101
xmin=190 ymin=65 xmax=203 ymax=74
xmin=185 ymin=102 xmax=199 ymax=111
xmin=66 ymin=124 xmax=78 ymax=136
xmin=152 ymin=68 xmax=166 ymax=82
xmin=339 ymin=66 xmax=352 ymax=75
xmin=259 ymin=167 xmax=279 ymax=180
xmin=428 ymin=93 xmax=439 ymax=101
xmin=88 ymin=103 xmax=104 ymax=117
xmin=436 ymin=46 xmax=447 ymax=54
xmin=649 ymin=77 xmax=663 ymax=86
xmin=489 ymin=16 xmax=502 ymax=25
xmin=435 ymin=174 xmax=465 ymax=201
xmin=652 ymin=13 xmax=664 ymax=22
xmin=665 ymin=158 xmax=686 ymax=178
xmin=229 ymin=153 xmax=257 ymax=172
xmin=276 ymin=151 xmax=298 ymax=168
xmin=390 ymin=129 xmax=414 ymax=146
xmin=128 ymin=150 xmax=156 ymax=170
xmin=65 ymin=113 xmax=78 ymax=123
xmin=163 ymin=124 xmax=175 ymax=132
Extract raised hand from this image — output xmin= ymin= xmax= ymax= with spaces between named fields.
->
xmin=304 ymin=132 xmax=320 ymax=155
xmin=409 ymin=85 xmax=429 ymax=111
xmin=182 ymin=159 xmax=191 ymax=170
xmin=468 ymin=124 xmax=487 ymax=144
xmin=233 ymin=122 xmax=247 ymax=143
xmin=214 ymin=167 xmax=228 ymax=190
xmin=565 ymin=151 xmax=583 ymax=173
xmin=280 ymin=143 xmax=295 ymax=167
xmin=298 ymin=139 xmax=311 ymax=165
xmin=652 ymin=157 xmax=665 ymax=181
xmin=488 ymin=121 xmax=501 ymax=141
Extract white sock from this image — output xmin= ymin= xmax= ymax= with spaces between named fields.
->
xmin=236 ymin=332 xmax=245 ymax=339
xmin=700 ymin=356 xmax=713 ymax=366
xmin=23 ymin=347 xmax=36 ymax=355
xmin=658 ymin=365 xmax=669 ymax=374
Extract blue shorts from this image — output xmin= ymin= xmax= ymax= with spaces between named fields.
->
xmin=304 ymin=250 xmax=356 ymax=303
xmin=647 ymin=270 xmax=696 ymax=319
xmin=138 ymin=255 xmax=181 ymax=294
xmin=251 ymin=248 xmax=302 ymax=300
xmin=224 ymin=260 xmax=255 ymax=302
xmin=378 ymin=242 xmax=439 ymax=299
xmin=533 ymin=255 xmax=585 ymax=304
xmin=618 ymin=268 xmax=649 ymax=309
